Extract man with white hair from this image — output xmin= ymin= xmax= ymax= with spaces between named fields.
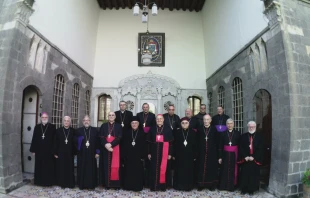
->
xmin=99 ymin=111 xmax=122 ymax=189
xmin=218 ymin=118 xmax=241 ymax=191
xmin=30 ymin=112 xmax=56 ymax=186
xmin=147 ymin=114 xmax=174 ymax=191
xmin=196 ymin=114 xmax=218 ymax=191
xmin=238 ymin=121 xmax=264 ymax=195
xmin=75 ymin=115 xmax=100 ymax=189
xmin=53 ymin=116 xmax=76 ymax=188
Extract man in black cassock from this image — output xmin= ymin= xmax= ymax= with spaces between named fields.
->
xmin=173 ymin=117 xmax=197 ymax=191
xmin=163 ymin=104 xmax=180 ymax=132
xmin=136 ymin=103 xmax=156 ymax=133
xmin=115 ymin=101 xmax=133 ymax=130
xmin=147 ymin=114 xmax=173 ymax=191
xmin=122 ymin=116 xmax=146 ymax=191
xmin=30 ymin=112 xmax=56 ymax=186
xmin=53 ymin=116 xmax=76 ymax=188
xmin=194 ymin=104 xmax=207 ymax=126
xmin=212 ymin=106 xmax=230 ymax=145
xmin=196 ymin=114 xmax=218 ymax=191
xmin=238 ymin=121 xmax=264 ymax=195
xmin=136 ymin=102 xmax=156 ymax=186
xmin=99 ymin=112 xmax=122 ymax=189
xmin=75 ymin=115 xmax=100 ymax=189
xmin=218 ymin=118 xmax=241 ymax=191
xmin=185 ymin=108 xmax=200 ymax=131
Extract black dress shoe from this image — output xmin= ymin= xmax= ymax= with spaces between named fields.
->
xmin=208 ymin=187 xmax=215 ymax=191
xmin=197 ymin=187 xmax=204 ymax=191
xmin=240 ymin=191 xmax=246 ymax=195
xmin=248 ymin=191 xmax=254 ymax=195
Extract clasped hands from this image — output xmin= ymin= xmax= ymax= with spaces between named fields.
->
xmin=245 ymin=156 xmax=254 ymax=161
xmin=105 ymin=143 xmax=113 ymax=152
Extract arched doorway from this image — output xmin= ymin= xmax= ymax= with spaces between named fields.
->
xmin=21 ymin=86 xmax=40 ymax=174
xmin=253 ymin=89 xmax=272 ymax=186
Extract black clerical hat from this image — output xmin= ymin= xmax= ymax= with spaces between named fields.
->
xmin=131 ymin=116 xmax=139 ymax=122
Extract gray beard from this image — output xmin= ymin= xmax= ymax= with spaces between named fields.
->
xmin=249 ymin=130 xmax=255 ymax=134
xmin=42 ymin=120 xmax=48 ymax=125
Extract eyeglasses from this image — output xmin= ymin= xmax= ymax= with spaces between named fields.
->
xmin=181 ymin=122 xmax=189 ymax=124
xmin=41 ymin=117 xmax=48 ymax=118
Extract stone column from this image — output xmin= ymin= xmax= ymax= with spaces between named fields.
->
xmin=156 ymin=87 xmax=163 ymax=114
xmin=177 ymin=89 xmax=182 ymax=116
xmin=0 ymin=0 xmax=34 ymax=193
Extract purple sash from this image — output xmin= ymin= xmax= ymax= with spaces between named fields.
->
xmin=215 ymin=125 xmax=227 ymax=132
xmin=224 ymin=145 xmax=238 ymax=185
xmin=77 ymin=136 xmax=84 ymax=151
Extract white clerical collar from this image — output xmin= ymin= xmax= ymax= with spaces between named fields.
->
xmin=228 ymin=130 xmax=233 ymax=132
xmin=121 ymin=110 xmax=125 ymax=113
xmin=64 ymin=126 xmax=69 ymax=129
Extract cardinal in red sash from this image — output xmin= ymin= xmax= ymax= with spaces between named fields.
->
xmin=99 ymin=112 xmax=122 ymax=189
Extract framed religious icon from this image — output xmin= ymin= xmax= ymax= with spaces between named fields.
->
xmin=138 ymin=33 xmax=165 ymax=67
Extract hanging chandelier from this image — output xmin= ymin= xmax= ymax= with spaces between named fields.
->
xmin=133 ymin=0 xmax=158 ymax=23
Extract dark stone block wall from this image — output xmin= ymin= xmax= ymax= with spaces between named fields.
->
xmin=206 ymin=0 xmax=310 ymax=197
xmin=0 ymin=0 xmax=93 ymax=193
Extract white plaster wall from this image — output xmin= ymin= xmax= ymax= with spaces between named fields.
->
xmin=29 ymin=0 xmax=100 ymax=75
xmin=93 ymin=9 xmax=206 ymax=89
xmin=202 ymin=0 xmax=268 ymax=78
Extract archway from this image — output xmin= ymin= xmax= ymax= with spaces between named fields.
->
xmin=21 ymin=85 xmax=41 ymax=175
xmin=253 ymin=89 xmax=272 ymax=186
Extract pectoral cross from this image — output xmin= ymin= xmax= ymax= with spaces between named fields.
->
xmin=205 ymin=136 xmax=208 ymax=141
xmin=219 ymin=125 xmax=222 ymax=129
xmin=108 ymin=134 xmax=111 ymax=138
xmin=65 ymin=139 xmax=68 ymax=144
xmin=249 ymin=144 xmax=252 ymax=149
xmin=157 ymin=135 xmax=161 ymax=141
xmin=121 ymin=122 xmax=124 ymax=127
xmin=42 ymin=134 xmax=45 ymax=139
xmin=229 ymin=142 xmax=232 ymax=146
xmin=143 ymin=123 xmax=146 ymax=128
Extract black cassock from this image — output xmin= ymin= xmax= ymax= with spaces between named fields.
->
xmin=30 ymin=123 xmax=56 ymax=186
xmin=75 ymin=127 xmax=100 ymax=189
xmin=218 ymin=130 xmax=241 ymax=191
xmin=163 ymin=113 xmax=181 ymax=132
xmin=122 ymin=128 xmax=146 ymax=191
xmin=147 ymin=125 xmax=174 ymax=191
xmin=173 ymin=128 xmax=197 ymax=191
xmin=189 ymin=116 xmax=200 ymax=131
xmin=53 ymin=127 xmax=76 ymax=188
xmin=115 ymin=110 xmax=133 ymax=131
xmin=99 ymin=122 xmax=122 ymax=188
xmin=196 ymin=125 xmax=218 ymax=189
xmin=136 ymin=112 xmax=156 ymax=131
xmin=211 ymin=114 xmax=230 ymax=146
xmin=238 ymin=132 xmax=264 ymax=193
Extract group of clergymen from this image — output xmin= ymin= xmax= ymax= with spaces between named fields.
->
xmin=30 ymin=101 xmax=264 ymax=195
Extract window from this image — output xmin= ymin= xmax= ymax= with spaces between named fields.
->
xmin=71 ymin=83 xmax=80 ymax=129
xmin=208 ymin=92 xmax=213 ymax=116
xmin=85 ymin=90 xmax=91 ymax=116
xmin=218 ymin=86 xmax=225 ymax=109
xmin=188 ymin=96 xmax=201 ymax=115
xmin=52 ymin=74 xmax=65 ymax=128
xmin=98 ymin=94 xmax=112 ymax=126
xmin=232 ymin=77 xmax=244 ymax=133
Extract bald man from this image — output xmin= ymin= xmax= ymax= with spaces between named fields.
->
xmin=30 ymin=112 xmax=56 ymax=186
xmin=147 ymin=114 xmax=174 ymax=191
xmin=99 ymin=112 xmax=122 ymax=189
xmin=196 ymin=114 xmax=218 ymax=191
xmin=53 ymin=116 xmax=76 ymax=188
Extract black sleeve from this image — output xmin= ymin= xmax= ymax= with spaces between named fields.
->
xmin=29 ymin=125 xmax=39 ymax=153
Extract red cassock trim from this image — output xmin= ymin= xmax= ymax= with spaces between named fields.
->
xmin=224 ymin=145 xmax=238 ymax=185
xmin=106 ymin=136 xmax=120 ymax=181
xmin=156 ymin=135 xmax=169 ymax=184
xmin=254 ymin=160 xmax=262 ymax=165
xmin=237 ymin=159 xmax=245 ymax=164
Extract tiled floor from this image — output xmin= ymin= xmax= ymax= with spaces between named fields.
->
xmin=2 ymin=184 xmax=276 ymax=198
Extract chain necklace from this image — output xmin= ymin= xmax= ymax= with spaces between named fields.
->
xmin=227 ymin=130 xmax=234 ymax=146
xmin=84 ymin=127 xmax=90 ymax=148
xmin=63 ymin=127 xmax=70 ymax=144
xmin=120 ymin=111 xmax=126 ymax=127
xmin=182 ymin=128 xmax=189 ymax=146
xmin=41 ymin=123 xmax=49 ymax=139
xmin=131 ymin=129 xmax=139 ymax=146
